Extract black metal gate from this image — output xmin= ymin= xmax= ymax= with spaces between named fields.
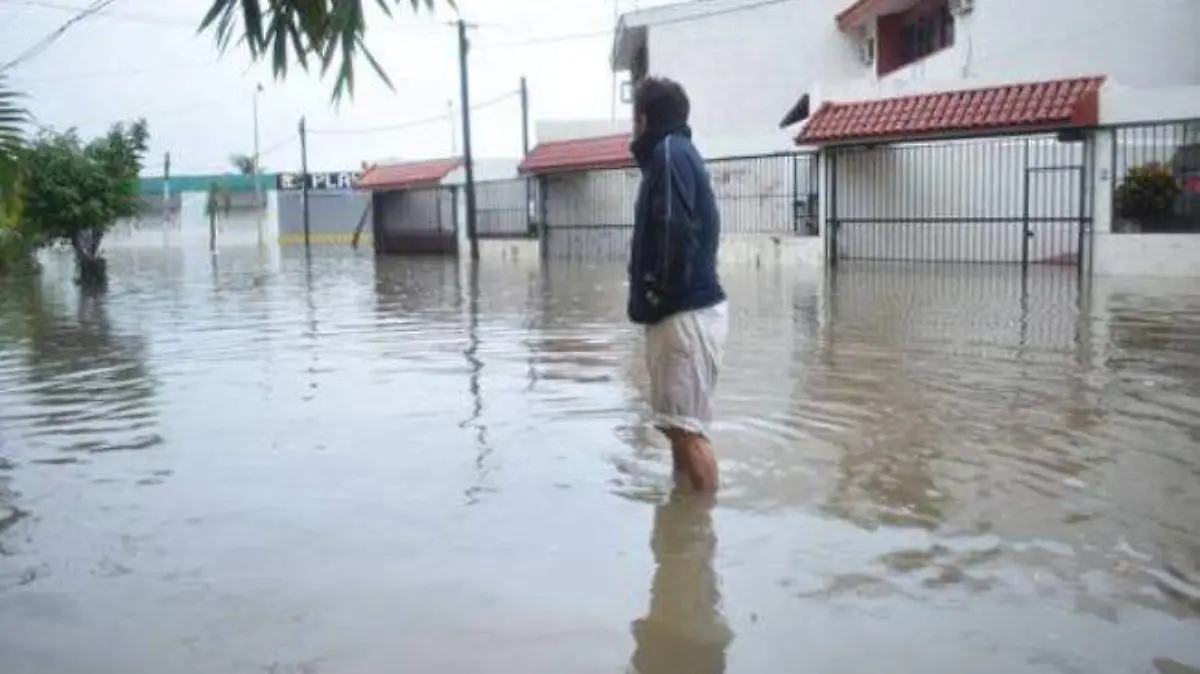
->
xmin=827 ymin=134 xmax=1092 ymax=268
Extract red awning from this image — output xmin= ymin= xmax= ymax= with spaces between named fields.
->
xmin=518 ymin=134 xmax=633 ymax=176
xmin=836 ymin=0 xmax=919 ymax=30
xmin=358 ymin=157 xmax=462 ymax=191
xmin=797 ymin=77 xmax=1105 ymax=145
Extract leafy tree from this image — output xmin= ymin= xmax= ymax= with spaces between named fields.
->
xmin=198 ymin=0 xmax=446 ymax=102
xmin=21 ymin=119 xmax=150 ymax=286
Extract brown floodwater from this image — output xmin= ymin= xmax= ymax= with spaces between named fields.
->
xmin=1 ymin=245 xmax=1198 ymax=674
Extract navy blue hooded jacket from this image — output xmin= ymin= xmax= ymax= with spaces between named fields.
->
xmin=627 ymin=124 xmax=726 ymax=325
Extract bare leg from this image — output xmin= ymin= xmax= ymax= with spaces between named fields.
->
xmin=665 ymin=428 xmax=718 ymax=492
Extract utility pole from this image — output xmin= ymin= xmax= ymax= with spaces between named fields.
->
xmin=610 ymin=0 xmax=620 ymax=120
xmin=299 ymin=116 xmax=311 ymax=252
xmin=161 ymin=152 xmax=170 ymax=214
xmin=519 ymin=76 xmax=530 ymax=159
xmin=252 ymin=83 xmax=264 ymax=248
xmin=162 ymin=152 xmax=171 ymax=243
xmin=252 ymin=84 xmax=264 ymax=207
xmin=456 ymin=18 xmax=479 ymax=260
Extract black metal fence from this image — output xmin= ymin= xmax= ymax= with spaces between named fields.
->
xmin=827 ymin=134 xmax=1091 ymax=267
xmin=534 ymin=152 xmax=818 ymax=261
xmin=475 ymin=178 xmax=536 ymax=238
xmin=1110 ymin=119 xmax=1200 ymax=234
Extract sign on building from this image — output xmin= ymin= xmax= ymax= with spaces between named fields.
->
xmin=276 ymin=171 xmax=362 ymax=191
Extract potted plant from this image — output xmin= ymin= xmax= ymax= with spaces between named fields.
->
xmin=1114 ymin=162 xmax=1182 ymax=233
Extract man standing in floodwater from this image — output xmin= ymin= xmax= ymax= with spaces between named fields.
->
xmin=628 ymin=77 xmax=729 ymax=492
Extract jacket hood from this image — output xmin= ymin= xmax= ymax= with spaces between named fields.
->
xmin=631 ymin=123 xmax=692 ymax=168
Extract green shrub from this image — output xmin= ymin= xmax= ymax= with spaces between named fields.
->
xmin=1115 ymin=162 xmax=1181 ymax=220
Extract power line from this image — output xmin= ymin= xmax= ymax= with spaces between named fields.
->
xmin=473 ymin=0 xmax=800 ymax=49
xmin=257 ymin=134 xmax=294 ymax=158
xmin=11 ymin=61 xmax=219 ymax=82
xmin=0 ymin=0 xmax=117 ymax=72
xmin=308 ymin=89 xmax=517 ymax=136
xmin=0 ymin=0 xmax=184 ymax=25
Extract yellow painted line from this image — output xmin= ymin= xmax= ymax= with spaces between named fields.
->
xmin=278 ymin=233 xmax=372 ymax=245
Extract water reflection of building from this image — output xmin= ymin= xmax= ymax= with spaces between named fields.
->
xmin=524 ymin=262 xmax=632 ymax=387
xmin=809 ymin=265 xmax=1102 ymax=527
xmin=629 ymin=489 xmax=732 ymax=674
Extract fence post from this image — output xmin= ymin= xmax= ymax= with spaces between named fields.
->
xmin=826 ymin=150 xmax=839 ymax=269
xmin=1021 ymin=138 xmax=1032 ymax=269
xmin=791 ymin=154 xmax=800 ymax=235
xmin=537 ymin=175 xmax=549 ymax=260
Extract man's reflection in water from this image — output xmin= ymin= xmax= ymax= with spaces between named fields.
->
xmin=629 ymin=488 xmax=733 ymax=674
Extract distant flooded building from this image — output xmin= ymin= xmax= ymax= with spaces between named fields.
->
xmin=519 ymin=123 xmax=636 ymax=262
xmin=275 ymin=169 xmax=370 ymax=245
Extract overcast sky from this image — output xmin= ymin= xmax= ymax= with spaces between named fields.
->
xmin=2 ymin=0 xmax=665 ymax=175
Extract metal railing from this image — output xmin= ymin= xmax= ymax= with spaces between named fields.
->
xmin=534 ymin=151 xmax=817 ymax=234
xmin=1110 ymin=119 xmax=1200 ymax=234
xmin=827 ymin=134 xmax=1090 ymax=266
xmin=475 ymin=178 xmax=536 ymax=238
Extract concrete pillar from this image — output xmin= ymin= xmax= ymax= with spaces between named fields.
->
xmin=1091 ymin=129 xmax=1115 ymax=235
xmin=816 ymin=149 xmax=833 ymax=270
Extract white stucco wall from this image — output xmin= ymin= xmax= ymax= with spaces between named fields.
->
xmin=1094 ymin=234 xmax=1200 ymax=277
xmin=626 ymin=0 xmax=858 ymax=154
xmin=444 ymin=157 xmax=520 ymax=185
xmin=819 ymin=0 xmax=1200 ymax=104
xmin=110 ymin=191 xmax=278 ymax=249
xmin=535 ymin=120 xmax=631 ymax=144
xmin=622 ymin=0 xmax=1199 ymax=148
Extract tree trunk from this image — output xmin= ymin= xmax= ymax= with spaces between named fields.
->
xmin=71 ymin=230 xmax=107 ymax=289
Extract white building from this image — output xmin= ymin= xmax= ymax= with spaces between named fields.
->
xmin=612 ymin=0 xmax=1200 ymax=276
xmin=613 ymin=0 xmax=1200 ymax=148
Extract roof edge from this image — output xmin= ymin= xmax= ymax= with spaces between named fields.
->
xmin=796 ymin=76 xmax=1107 ymax=146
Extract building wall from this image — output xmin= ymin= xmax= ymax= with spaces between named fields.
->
xmin=1094 ymin=234 xmax=1200 ymax=277
xmin=374 ymin=187 xmax=457 ymax=254
xmin=639 ymin=0 xmax=859 ymax=153
xmin=276 ymin=190 xmax=371 ymax=244
xmin=535 ymin=120 xmax=631 ymax=144
xmin=109 ymin=192 xmax=277 ymax=249
xmin=627 ymin=0 xmax=1199 ymax=150
xmin=822 ymin=0 xmax=1200 ymax=103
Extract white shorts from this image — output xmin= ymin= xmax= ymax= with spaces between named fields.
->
xmin=644 ymin=301 xmax=729 ymax=439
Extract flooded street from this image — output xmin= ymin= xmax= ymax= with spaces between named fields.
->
xmin=1 ymin=246 xmax=1198 ymax=673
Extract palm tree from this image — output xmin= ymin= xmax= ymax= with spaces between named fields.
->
xmin=229 ymin=153 xmax=256 ymax=175
xmin=0 ymin=76 xmax=25 ymax=197
xmin=0 ymin=76 xmax=28 ymax=269
xmin=198 ymin=0 xmax=445 ymax=102
xmin=203 ymin=181 xmax=232 ymax=252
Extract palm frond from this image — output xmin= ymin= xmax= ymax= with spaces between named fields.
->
xmin=198 ymin=0 xmax=450 ymax=102
xmin=0 ymin=77 xmax=28 ymax=201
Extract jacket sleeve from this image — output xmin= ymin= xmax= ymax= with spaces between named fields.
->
xmin=644 ymin=138 xmax=697 ymax=294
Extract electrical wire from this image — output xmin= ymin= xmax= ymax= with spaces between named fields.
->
xmin=0 ymin=0 xmax=118 ymax=72
xmin=308 ymin=88 xmax=517 ymax=136
xmin=11 ymin=61 xmax=220 ymax=82
xmin=257 ymin=134 xmax=294 ymax=158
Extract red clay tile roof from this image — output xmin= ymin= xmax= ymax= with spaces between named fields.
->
xmin=518 ymin=134 xmax=633 ymax=175
xmin=797 ymin=77 xmax=1105 ymax=145
xmin=358 ymin=157 xmax=462 ymax=191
